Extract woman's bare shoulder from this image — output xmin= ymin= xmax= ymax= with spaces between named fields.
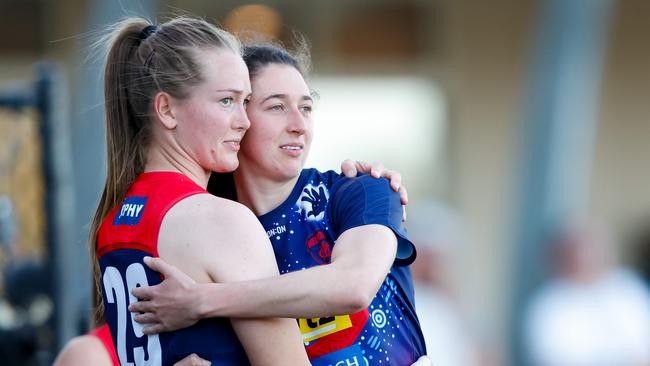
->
xmin=158 ymin=193 xmax=274 ymax=282
xmin=167 ymin=193 xmax=257 ymax=225
xmin=53 ymin=334 xmax=113 ymax=366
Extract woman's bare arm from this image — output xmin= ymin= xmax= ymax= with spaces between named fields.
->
xmin=131 ymin=224 xmax=397 ymax=330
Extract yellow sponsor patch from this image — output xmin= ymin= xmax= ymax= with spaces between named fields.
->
xmin=298 ymin=315 xmax=353 ymax=343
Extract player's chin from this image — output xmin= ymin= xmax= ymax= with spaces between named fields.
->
xmin=280 ymin=161 xmax=303 ymax=179
xmin=212 ymin=156 xmax=240 ymax=173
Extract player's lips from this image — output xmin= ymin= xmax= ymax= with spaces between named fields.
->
xmin=223 ymin=139 xmax=241 ymax=151
xmin=280 ymin=143 xmax=304 ymax=156
xmin=280 ymin=143 xmax=303 ymax=151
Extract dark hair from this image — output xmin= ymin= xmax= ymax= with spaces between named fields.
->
xmin=89 ymin=16 xmax=240 ymax=324
xmin=242 ymin=40 xmax=311 ymax=80
xmin=207 ymin=172 xmax=237 ymax=200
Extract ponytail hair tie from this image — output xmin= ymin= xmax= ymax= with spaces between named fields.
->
xmin=139 ymin=25 xmax=158 ymax=41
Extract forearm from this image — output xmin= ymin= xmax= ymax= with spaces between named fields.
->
xmin=197 ymin=262 xmax=377 ymax=319
xmin=130 ymin=226 xmax=397 ymax=333
xmin=197 ymin=226 xmax=396 ymax=319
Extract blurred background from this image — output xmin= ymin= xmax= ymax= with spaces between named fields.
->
xmin=0 ymin=0 xmax=649 ymax=365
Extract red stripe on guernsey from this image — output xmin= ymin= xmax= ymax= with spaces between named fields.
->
xmin=89 ymin=324 xmax=119 ymax=366
xmin=306 ymin=309 xmax=369 ymax=359
xmin=97 ymin=172 xmax=206 ymax=256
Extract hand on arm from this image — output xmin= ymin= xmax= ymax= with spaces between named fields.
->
xmin=340 ymin=158 xmax=408 ymax=219
xmin=129 ymin=256 xmax=202 ymax=333
xmin=340 ymin=159 xmax=408 ymax=204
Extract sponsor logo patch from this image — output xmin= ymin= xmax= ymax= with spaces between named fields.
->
xmin=299 ymin=315 xmax=353 ymax=343
xmin=112 ymin=196 xmax=147 ymax=226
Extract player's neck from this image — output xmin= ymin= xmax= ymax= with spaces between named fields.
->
xmin=144 ymin=143 xmax=209 ymax=188
xmin=233 ymin=167 xmax=300 ymax=216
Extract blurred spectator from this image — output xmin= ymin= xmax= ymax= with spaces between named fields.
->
xmin=407 ymin=201 xmax=478 ymax=366
xmin=524 ymin=219 xmax=650 ymax=366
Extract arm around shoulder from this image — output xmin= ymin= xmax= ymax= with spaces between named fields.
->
xmin=196 ymin=176 xmax=401 ymax=318
xmin=191 ymin=176 xmax=403 ymax=318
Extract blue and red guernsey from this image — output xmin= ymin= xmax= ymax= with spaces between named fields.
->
xmin=97 ymin=172 xmax=249 ymax=366
xmin=258 ymin=168 xmax=427 ymax=366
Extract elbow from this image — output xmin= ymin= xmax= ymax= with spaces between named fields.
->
xmin=348 ymin=291 xmax=374 ymax=313
xmin=335 ymin=281 xmax=375 ymax=313
xmin=326 ymin=264 xmax=383 ymax=313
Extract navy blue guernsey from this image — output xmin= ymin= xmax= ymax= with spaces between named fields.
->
xmin=258 ymin=168 xmax=426 ymax=366
xmin=97 ymin=172 xmax=250 ymax=365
